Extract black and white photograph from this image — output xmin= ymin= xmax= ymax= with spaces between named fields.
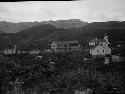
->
xmin=0 ymin=0 xmax=125 ymax=94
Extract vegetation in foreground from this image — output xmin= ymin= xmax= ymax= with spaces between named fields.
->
xmin=0 ymin=53 xmax=125 ymax=94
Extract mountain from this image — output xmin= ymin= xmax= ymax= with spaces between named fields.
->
xmin=0 ymin=19 xmax=88 ymax=33
xmin=0 ymin=21 xmax=125 ymax=50
xmin=42 ymin=19 xmax=88 ymax=29
xmin=13 ymin=24 xmax=58 ymax=50
xmin=0 ymin=33 xmax=15 ymax=50
xmin=81 ymin=21 xmax=125 ymax=42
xmin=0 ymin=21 xmax=42 ymax=33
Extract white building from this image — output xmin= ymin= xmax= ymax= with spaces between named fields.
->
xmin=28 ymin=50 xmax=40 ymax=55
xmin=89 ymin=34 xmax=111 ymax=59
xmin=90 ymin=45 xmax=111 ymax=59
xmin=51 ymin=40 xmax=82 ymax=53
xmin=74 ymin=88 xmax=93 ymax=94
xmin=3 ymin=45 xmax=17 ymax=54
xmin=89 ymin=38 xmax=98 ymax=46
xmin=112 ymin=55 xmax=124 ymax=62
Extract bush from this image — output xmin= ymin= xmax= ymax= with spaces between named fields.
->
xmin=52 ymin=67 xmax=124 ymax=94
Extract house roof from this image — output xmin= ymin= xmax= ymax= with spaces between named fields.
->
xmin=90 ymin=38 xmax=109 ymax=43
xmin=52 ymin=40 xmax=79 ymax=44
xmin=89 ymin=38 xmax=99 ymax=42
xmin=90 ymin=44 xmax=110 ymax=50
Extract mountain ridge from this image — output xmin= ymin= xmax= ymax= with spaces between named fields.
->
xmin=0 ymin=21 xmax=125 ymax=50
xmin=0 ymin=19 xmax=88 ymax=33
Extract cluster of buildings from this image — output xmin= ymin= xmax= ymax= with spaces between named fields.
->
xmin=1 ymin=45 xmax=40 ymax=55
xmin=88 ymin=34 xmax=125 ymax=63
xmin=89 ymin=34 xmax=111 ymax=59
xmin=44 ymin=40 xmax=82 ymax=53
xmin=44 ymin=34 xmax=111 ymax=55
xmin=1 ymin=33 xmax=124 ymax=63
xmin=2 ymin=41 xmax=82 ymax=55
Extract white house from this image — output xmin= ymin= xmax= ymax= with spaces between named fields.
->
xmin=89 ymin=38 xmax=98 ymax=46
xmin=89 ymin=34 xmax=111 ymax=59
xmin=74 ymin=88 xmax=93 ymax=94
xmin=3 ymin=45 xmax=17 ymax=55
xmin=28 ymin=50 xmax=40 ymax=55
xmin=90 ymin=45 xmax=111 ymax=59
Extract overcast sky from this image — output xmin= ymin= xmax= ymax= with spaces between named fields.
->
xmin=0 ymin=0 xmax=125 ymax=23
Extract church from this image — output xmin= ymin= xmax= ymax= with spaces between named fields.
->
xmin=89 ymin=34 xmax=111 ymax=59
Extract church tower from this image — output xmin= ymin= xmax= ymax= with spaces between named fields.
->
xmin=104 ymin=33 xmax=108 ymax=42
xmin=103 ymin=33 xmax=110 ymax=46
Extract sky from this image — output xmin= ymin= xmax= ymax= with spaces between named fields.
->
xmin=0 ymin=0 xmax=125 ymax=23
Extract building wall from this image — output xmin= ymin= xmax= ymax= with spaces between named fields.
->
xmin=29 ymin=50 xmax=40 ymax=55
xmin=51 ymin=42 xmax=68 ymax=52
xmin=4 ymin=49 xmax=16 ymax=54
xmin=90 ymin=45 xmax=111 ymax=59
xmin=112 ymin=55 xmax=124 ymax=62
xmin=51 ymin=41 xmax=81 ymax=52
xmin=69 ymin=41 xmax=81 ymax=51
xmin=105 ymin=46 xmax=111 ymax=55
xmin=75 ymin=88 xmax=93 ymax=94
xmin=89 ymin=42 xmax=96 ymax=46
xmin=44 ymin=49 xmax=53 ymax=53
xmin=3 ymin=45 xmax=17 ymax=54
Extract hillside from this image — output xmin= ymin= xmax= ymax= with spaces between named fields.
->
xmin=0 ymin=21 xmax=125 ymax=50
xmin=13 ymin=24 xmax=58 ymax=50
xmin=12 ymin=24 xmax=93 ymax=50
xmin=42 ymin=19 xmax=88 ymax=29
xmin=82 ymin=21 xmax=125 ymax=42
xmin=0 ymin=33 xmax=15 ymax=50
xmin=0 ymin=19 xmax=88 ymax=33
xmin=0 ymin=21 xmax=42 ymax=33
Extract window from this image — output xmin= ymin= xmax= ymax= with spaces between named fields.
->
xmin=69 ymin=43 xmax=78 ymax=46
xmin=64 ymin=44 xmax=67 ymax=47
xmin=103 ymin=50 xmax=104 ymax=52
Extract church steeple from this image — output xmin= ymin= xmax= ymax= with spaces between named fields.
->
xmin=103 ymin=33 xmax=110 ymax=46
xmin=104 ymin=33 xmax=108 ymax=42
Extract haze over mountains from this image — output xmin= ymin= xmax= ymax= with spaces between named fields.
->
xmin=0 ymin=19 xmax=125 ymax=50
xmin=0 ymin=19 xmax=88 ymax=33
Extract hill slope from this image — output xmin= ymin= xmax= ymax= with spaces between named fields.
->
xmin=13 ymin=24 xmax=58 ymax=49
xmin=42 ymin=19 xmax=88 ymax=29
xmin=0 ymin=21 xmax=42 ymax=33
xmin=1 ymin=21 xmax=125 ymax=50
xmin=0 ymin=19 xmax=88 ymax=33
xmin=32 ymin=21 xmax=125 ymax=49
